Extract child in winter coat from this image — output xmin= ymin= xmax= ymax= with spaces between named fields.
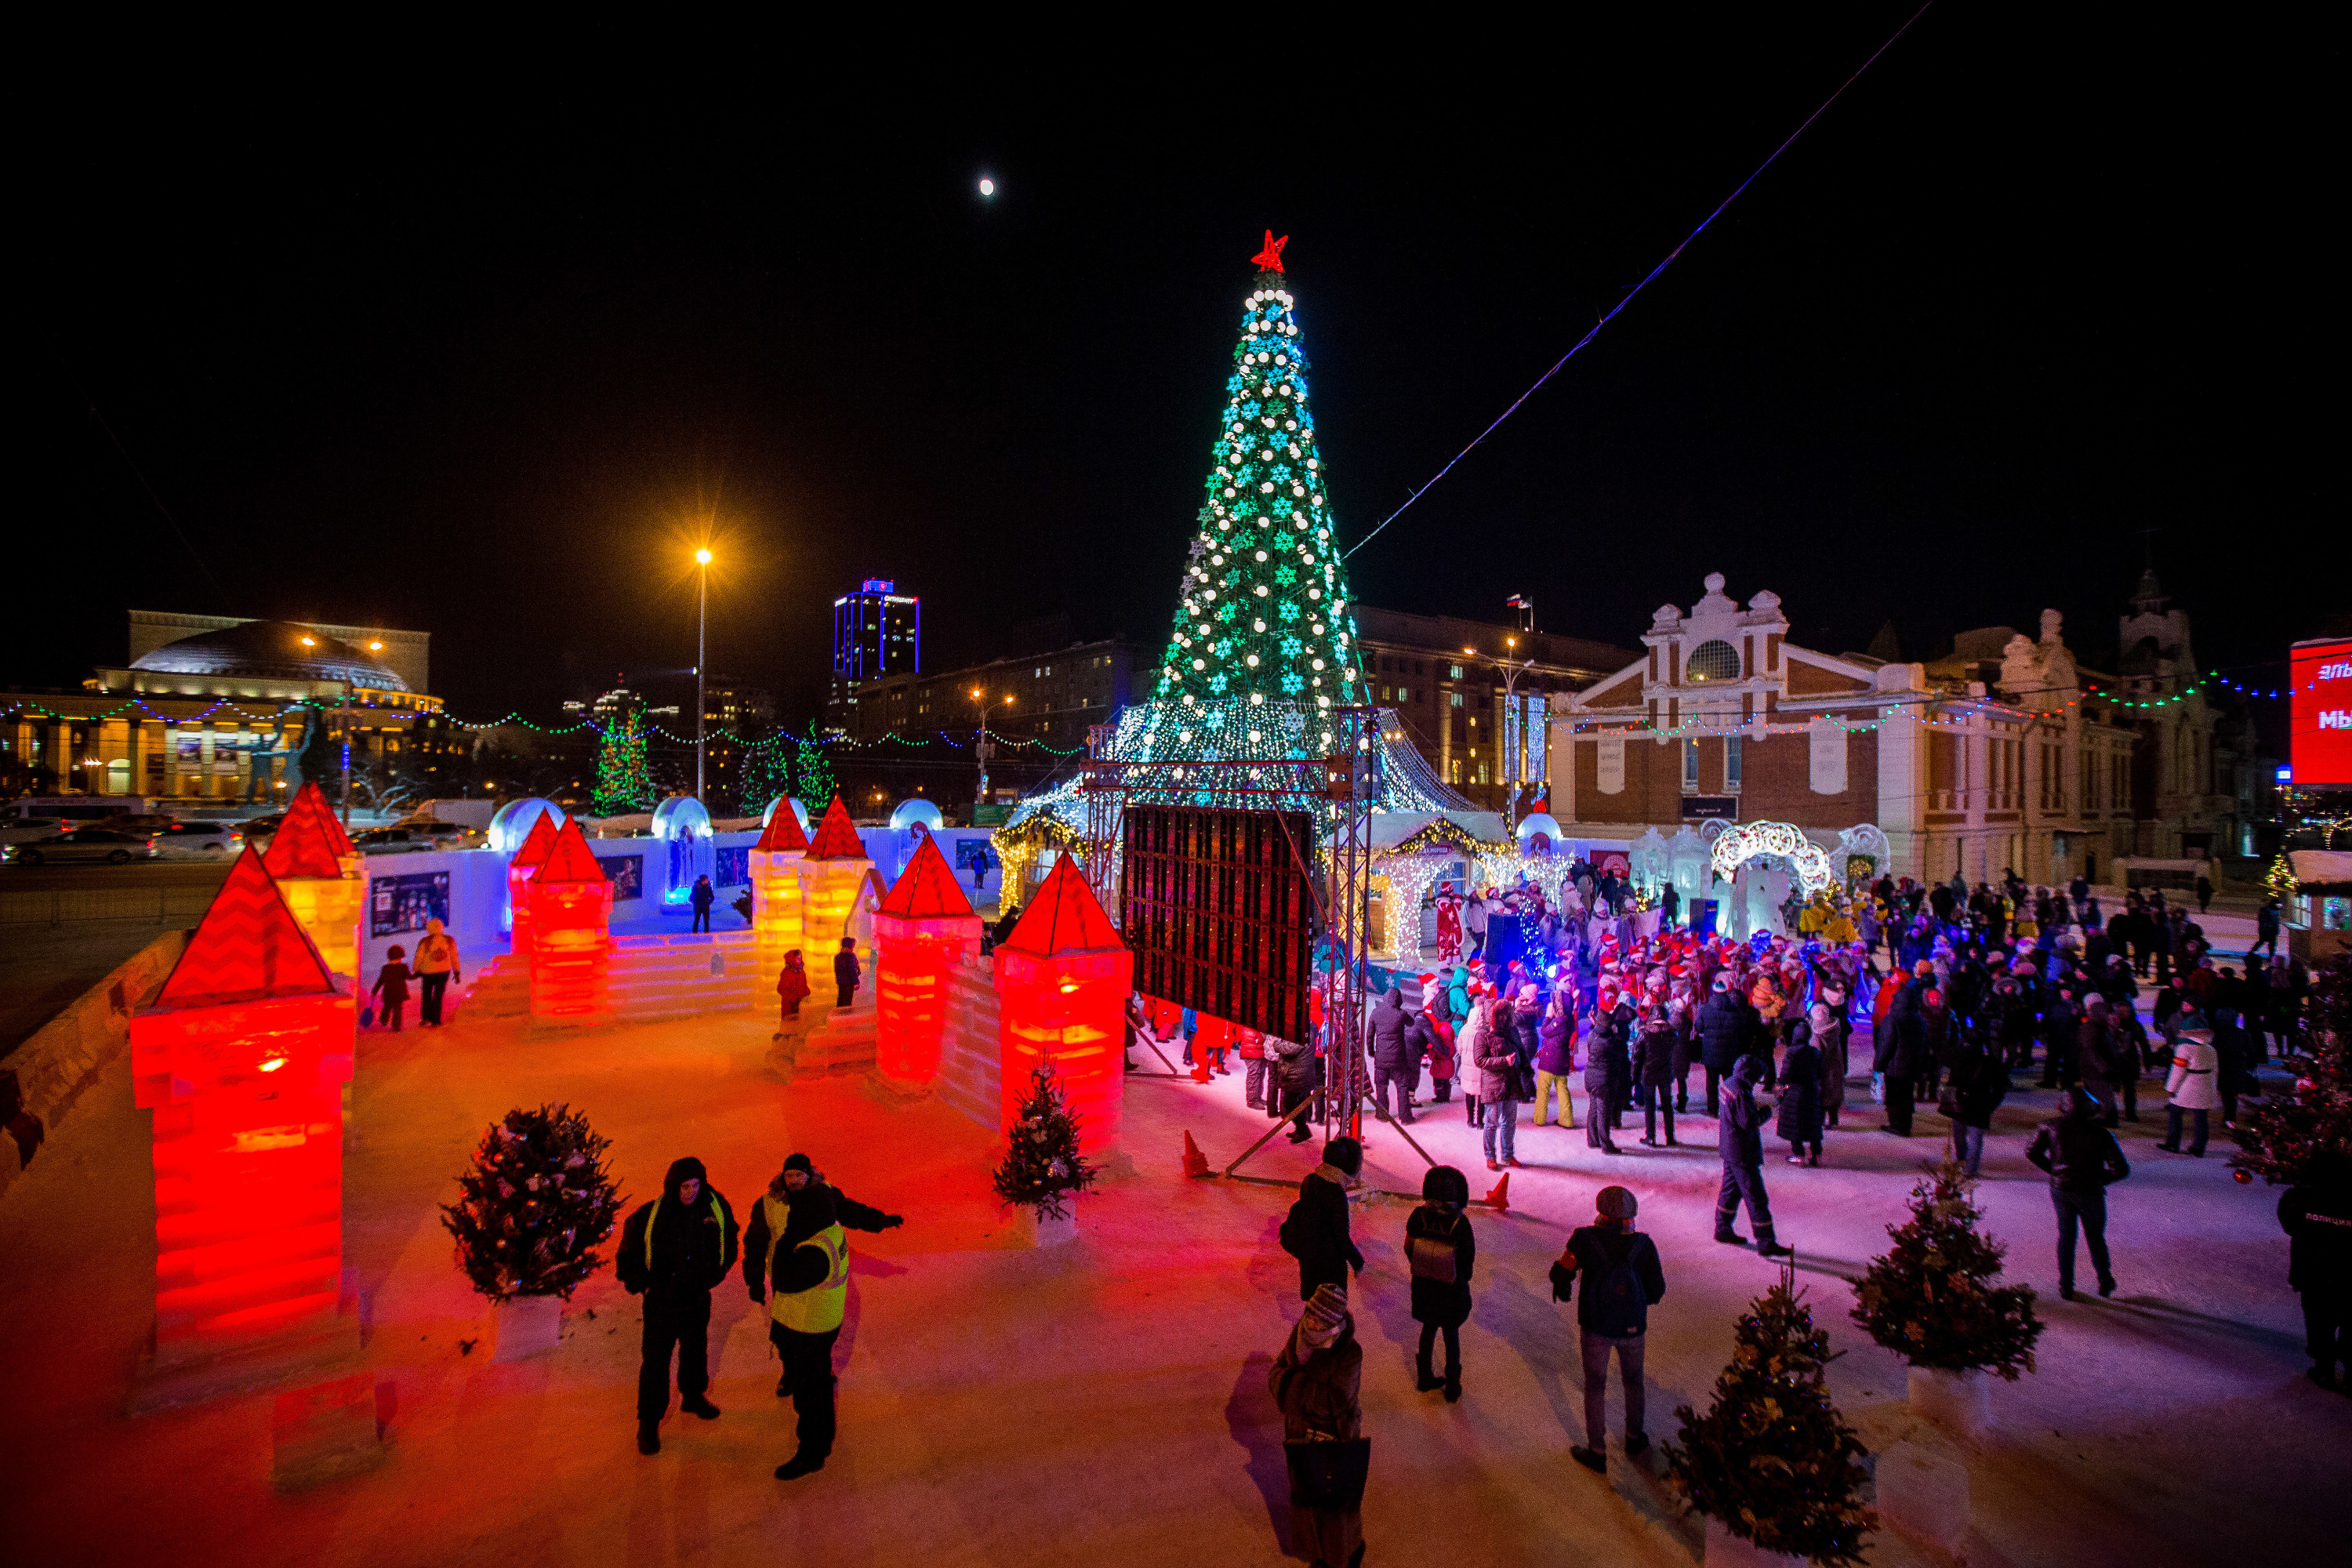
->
xmin=372 ymin=946 xmax=412 ymax=1032
xmin=775 ymin=950 xmax=811 ymax=1034
xmin=1404 ymin=1165 xmax=1475 ymax=1402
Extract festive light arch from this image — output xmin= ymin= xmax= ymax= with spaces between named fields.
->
xmin=1708 ymin=820 xmax=1835 ymax=897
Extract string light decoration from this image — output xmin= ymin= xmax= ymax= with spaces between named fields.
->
xmin=1708 ymin=820 xmax=1835 ymax=896
xmin=800 ymin=794 xmax=873 ymax=952
xmin=131 ymin=848 xmax=354 ymax=1358
xmin=1155 ymin=236 xmax=1363 ymax=713
xmin=993 ymin=855 xmax=1132 ymax=1160
xmin=748 ymin=800 xmax=809 ymax=1010
xmin=261 ymin=779 xmax=364 ymax=979
xmin=872 ymin=833 xmax=982 ymax=1091
xmin=590 ymin=709 xmax=655 ymax=816
xmin=505 ymin=808 xmax=562 ymax=960
xmin=528 ymin=818 xmax=615 ymax=1026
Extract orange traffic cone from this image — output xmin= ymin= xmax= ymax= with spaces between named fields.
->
xmin=1182 ymin=1131 xmax=1210 ymax=1178
xmin=1483 ymin=1172 xmax=1510 ymax=1212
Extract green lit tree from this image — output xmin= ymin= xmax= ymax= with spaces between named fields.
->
xmin=790 ymin=741 xmax=837 ymax=816
xmin=1668 ymin=1275 xmax=1875 ymax=1566
xmin=737 ymin=731 xmax=794 ymax=816
xmin=439 ymin=1104 xmax=623 ymax=1301
xmin=2234 ymin=954 xmax=2352 ymax=1186
xmin=591 ymin=710 xmax=655 ymax=815
xmin=992 ymin=1065 xmax=1096 ymax=1221
xmin=1852 ymin=1160 xmax=2043 ymax=1377
xmin=1155 ymin=232 xmax=1366 ymax=712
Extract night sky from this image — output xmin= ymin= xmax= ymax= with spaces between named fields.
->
xmin=22 ymin=12 xmax=2335 ymax=733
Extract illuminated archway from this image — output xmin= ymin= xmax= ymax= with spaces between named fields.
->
xmin=1708 ymin=820 xmax=1835 ymax=897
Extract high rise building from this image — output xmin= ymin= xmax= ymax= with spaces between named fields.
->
xmin=833 ymin=579 xmax=920 ymax=684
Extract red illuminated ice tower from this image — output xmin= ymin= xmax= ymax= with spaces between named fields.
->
xmin=262 ymin=780 xmax=365 ymax=982
xmin=993 ymin=855 xmax=1131 ymax=1158
xmin=528 ymin=818 xmax=615 ymax=1026
xmin=873 ymin=833 xmax=982 ymax=1092
xmin=131 ymin=848 xmax=356 ymax=1371
xmin=505 ymin=808 xmax=563 ymax=962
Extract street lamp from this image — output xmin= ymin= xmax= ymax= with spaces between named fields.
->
xmin=1464 ymin=641 xmax=1537 ymax=828
xmin=694 ymin=548 xmax=712 ymax=803
xmin=969 ymin=688 xmax=992 ymax=807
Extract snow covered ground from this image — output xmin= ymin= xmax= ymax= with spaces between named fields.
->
xmin=3 ymin=997 xmax=2341 ymax=1567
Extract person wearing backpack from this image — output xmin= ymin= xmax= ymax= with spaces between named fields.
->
xmin=1550 ymin=1185 xmax=1667 ymax=1475
xmin=1404 ymin=1165 xmax=1475 ymax=1403
xmin=1280 ymin=1137 xmax=1365 ymax=1301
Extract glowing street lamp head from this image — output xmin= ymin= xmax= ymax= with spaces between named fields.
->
xmin=368 ymin=641 xmax=383 ymax=651
xmin=695 ymin=548 xmax=712 ymax=565
xmin=978 ymin=176 xmax=996 ymax=198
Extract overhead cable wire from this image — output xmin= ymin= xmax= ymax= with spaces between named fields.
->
xmin=1344 ymin=2 xmax=1936 ymax=561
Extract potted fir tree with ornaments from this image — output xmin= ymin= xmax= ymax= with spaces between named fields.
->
xmin=1667 ymin=1271 xmax=1874 ymax=1568
xmin=992 ymin=1065 xmax=1096 ymax=1247
xmin=2230 ymin=955 xmax=2350 ymax=1189
xmin=1850 ymin=1159 xmax=2042 ymax=1443
xmin=441 ymin=1104 xmax=622 ymax=1360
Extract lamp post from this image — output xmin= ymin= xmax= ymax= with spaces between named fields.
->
xmin=1465 ymin=637 xmax=1537 ymax=829
xmin=970 ymin=688 xmax=991 ymax=808
xmin=695 ymin=548 xmax=712 ymax=803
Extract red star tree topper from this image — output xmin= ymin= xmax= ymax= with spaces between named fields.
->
xmin=1251 ymin=230 xmax=1288 ymax=273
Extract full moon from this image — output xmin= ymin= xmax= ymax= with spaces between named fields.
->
xmin=978 ymin=177 xmax=996 ymax=198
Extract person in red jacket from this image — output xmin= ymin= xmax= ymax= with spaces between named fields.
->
xmin=774 ymin=949 xmax=811 ymax=1036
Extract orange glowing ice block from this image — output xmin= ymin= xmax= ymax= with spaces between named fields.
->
xmin=260 ymin=781 xmax=364 ymax=982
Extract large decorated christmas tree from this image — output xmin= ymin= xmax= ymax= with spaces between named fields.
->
xmin=591 ymin=710 xmax=655 ymax=816
xmin=1156 ymin=230 xmax=1363 ymax=714
xmin=995 ymin=234 xmax=1465 ymax=848
xmin=2233 ymin=953 xmax=2351 ymax=1185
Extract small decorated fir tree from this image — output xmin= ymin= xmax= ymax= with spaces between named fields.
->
xmin=791 ymin=742 xmax=838 ymax=817
xmin=991 ymin=1065 xmax=1097 ymax=1221
xmin=441 ymin=1104 xmax=623 ymax=1301
xmin=2233 ymin=954 xmax=2351 ymax=1186
xmin=592 ymin=710 xmax=655 ymax=816
xmin=737 ymin=731 xmax=793 ymax=816
xmin=1851 ymin=1159 xmax=2043 ymax=1377
xmin=1668 ymin=1274 xmax=1875 ymax=1567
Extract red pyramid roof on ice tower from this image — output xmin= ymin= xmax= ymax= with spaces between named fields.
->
xmin=261 ymin=779 xmax=357 ymax=880
xmin=877 ymin=833 xmax=975 ymax=920
xmin=755 ymin=803 xmax=810 ymax=854
xmin=510 ymin=808 xmax=563 ymax=869
xmin=1000 ymin=855 xmax=1124 ymax=956
xmin=532 ymin=818 xmax=608 ymax=884
xmin=804 ymin=795 xmax=866 ymax=860
xmin=155 ymin=848 xmax=337 ymax=1008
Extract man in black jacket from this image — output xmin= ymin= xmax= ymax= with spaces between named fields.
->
xmin=1878 ymin=973 xmax=1929 ymax=1136
xmin=833 ymin=936 xmax=862 ymax=1007
xmin=1367 ymin=988 xmax=1417 ymax=1124
xmin=617 ymin=1156 xmax=739 ymax=1454
xmin=2024 ymin=1087 xmax=2129 ymax=1300
xmin=2278 ymin=1152 xmax=2352 ymax=1390
xmin=1695 ymin=977 xmax=1750 ymax=1118
xmin=1585 ymin=990 xmax=1632 ymax=1155
xmin=1714 ymin=1057 xmax=1791 ymax=1258
xmin=1551 ymin=1184 xmax=1667 ymax=1475
xmin=1282 ymin=1136 xmax=1365 ymax=1300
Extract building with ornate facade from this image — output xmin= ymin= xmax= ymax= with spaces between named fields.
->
xmin=4 ymin=614 xmax=445 ymax=806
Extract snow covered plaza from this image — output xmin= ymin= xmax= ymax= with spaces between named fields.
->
xmin=5 ymin=971 xmax=2345 ymax=1567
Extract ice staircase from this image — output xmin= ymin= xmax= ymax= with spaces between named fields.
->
xmin=793 ymin=991 xmax=877 ymax=1075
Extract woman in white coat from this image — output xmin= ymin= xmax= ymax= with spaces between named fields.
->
xmin=2160 ymin=1034 xmax=2222 ymax=1156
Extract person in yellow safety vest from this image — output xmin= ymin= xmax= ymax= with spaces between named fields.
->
xmin=764 ymin=1183 xmax=851 ymax=1479
xmin=742 ymin=1154 xmax=903 ymax=1397
xmin=617 ymin=1156 xmax=738 ymax=1456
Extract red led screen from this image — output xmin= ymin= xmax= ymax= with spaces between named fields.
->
xmin=2292 ymin=637 xmax=2352 ymax=790
xmin=1120 ymin=805 xmax=1316 ymax=1043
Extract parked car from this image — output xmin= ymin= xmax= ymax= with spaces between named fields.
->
xmin=352 ymin=826 xmax=437 ymax=855
xmin=6 ymin=827 xmax=161 ymax=866
xmin=153 ymin=821 xmax=247 ymax=860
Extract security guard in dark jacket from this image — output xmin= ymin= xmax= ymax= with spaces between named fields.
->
xmin=744 ymin=1153 xmax=902 ymax=1396
xmin=764 ymin=1183 xmax=852 ymax=1479
xmin=617 ymin=1156 xmax=739 ymax=1454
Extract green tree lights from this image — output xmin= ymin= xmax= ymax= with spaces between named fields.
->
xmin=1156 ymin=235 xmax=1364 ymax=716
xmin=591 ymin=710 xmax=655 ymax=816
